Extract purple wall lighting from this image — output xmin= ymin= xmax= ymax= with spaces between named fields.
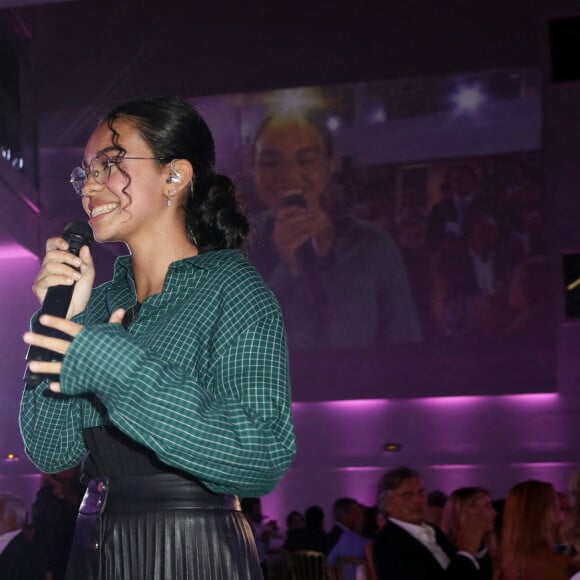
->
xmin=0 ymin=248 xmax=41 ymax=464
xmin=261 ymin=393 xmax=577 ymax=528
xmin=0 ymin=242 xmax=38 ymax=260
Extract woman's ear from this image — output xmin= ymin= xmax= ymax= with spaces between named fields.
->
xmin=165 ymin=159 xmax=194 ymax=194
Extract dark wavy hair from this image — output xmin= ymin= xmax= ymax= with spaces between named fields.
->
xmin=102 ymin=96 xmax=249 ymax=251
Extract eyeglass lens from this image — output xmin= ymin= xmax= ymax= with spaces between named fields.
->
xmin=70 ymin=153 xmax=112 ymax=195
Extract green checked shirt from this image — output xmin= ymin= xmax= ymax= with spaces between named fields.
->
xmin=20 ymin=249 xmax=296 ymax=497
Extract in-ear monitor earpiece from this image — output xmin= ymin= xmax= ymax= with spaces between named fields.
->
xmin=168 ymin=173 xmax=183 ymax=184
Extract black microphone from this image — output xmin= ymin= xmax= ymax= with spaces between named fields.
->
xmin=24 ymin=221 xmax=94 ymax=389
xmin=280 ymin=193 xmax=318 ymax=277
xmin=279 ymin=193 xmax=326 ymax=317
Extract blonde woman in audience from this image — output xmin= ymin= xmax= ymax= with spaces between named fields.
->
xmin=499 ymin=480 xmax=578 ymax=580
xmin=562 ymin=472 xmax=580 ymax=556
xmin=440 ymin=487 xmax=496 ymax=579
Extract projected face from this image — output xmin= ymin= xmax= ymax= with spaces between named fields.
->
xmin=253 ymin=117 xmax=336 ymax=211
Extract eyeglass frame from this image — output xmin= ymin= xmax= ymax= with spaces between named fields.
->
xmin=70 ymin=149 xmax=169 ymax=196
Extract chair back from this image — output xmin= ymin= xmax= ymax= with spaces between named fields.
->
xmin=332 ymin=556 xmax=369 ymax=580
xmin=288 ymin=550 xmax=328 ymax=580
xmin=265 ymin=549 xmax=292 ymax=580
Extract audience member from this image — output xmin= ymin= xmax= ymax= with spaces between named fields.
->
xmin=372 ymin=466 xmax=488 ymax=579
xmin=241 ymin=496 xmax=284 ymax=574
xmin=434 ymin=211 xmax=516 ymax=338
xmin=562 ymin=471 xmax=580 ymax=556
xmin=248 ymin=113 xmax=422 ymax=349
xmin=491 ymin=498 xmax=505 ymax=541
xmin=0 ymin=492 xmax=45 ymax=580
xmin=556 ymin=490 xmax=574 ymax=551
xmin=440 ymin=487 xmax=496 ymax=579
xmin=426 ymin=490 xmax=448 ymax=528
xmin=32 ymin=467 xmax=85 ymax=580
xmin=427 ymin=164 xmax=493 ymax=248
xmin=396 ymin=209 xmax=437 ymax=338
xmin=328 ymin=504 xmax=371 ymax=565
xmin=285 ymin=505 xmax=328 ymax=553
xmin=328 ymin=498 xmax=364 ymax=553
xmin=285 ymin=510 xmax=305 ymax=532
xmin=499 ymin=479 xmax=578 ymax=580
xmin=504 ymin=255 xmax=553 ymax=337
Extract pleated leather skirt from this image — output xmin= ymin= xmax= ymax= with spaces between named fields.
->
xmin=65 ymin=473 xmax=263 ymax=580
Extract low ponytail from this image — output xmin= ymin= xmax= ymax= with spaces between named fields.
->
xmin=185 ymin=171 xmax=250 ymax=252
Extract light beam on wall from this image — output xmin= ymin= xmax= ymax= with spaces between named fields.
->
xmin=451 ymin=84 xmax=486 ymax=113
xmin=264 ymin=88 xmax=325 ymax=115
xmin=0 ymin=242 xmax=38 ymax=260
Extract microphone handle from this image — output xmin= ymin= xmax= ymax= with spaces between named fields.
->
xmin=24 ymin=232 xmax=85 ymax=389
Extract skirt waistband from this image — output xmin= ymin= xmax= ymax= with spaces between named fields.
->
xmin=80 ymin=473 xmax=240 ymax=514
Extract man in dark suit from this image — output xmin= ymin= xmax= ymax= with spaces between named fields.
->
xmin=427 ymin=164 xmax=493 ymax=248
xmin=0 ymin=492 xmax=46 ymax=580
xmin=372 ymin=467 xmax=487 ymax=580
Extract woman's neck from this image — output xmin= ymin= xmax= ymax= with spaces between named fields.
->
xmin=129 ymin=236 xmax=198 ymax=302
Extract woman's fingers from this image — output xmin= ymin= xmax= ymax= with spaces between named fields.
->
xmin=49 ymin=382 xmax=62 ymax=393
xmin=24 ymin=310 xmax=124 ymax=395
xmin=23 ymin=315 xmax=82 ymax=356
xmin=23 ymin=332 xmax=71 ymax=356
xmin=109 ymin=309 xmax=125 ymax=324
xmin=27 ymin=360 xmax=62 ymax=374
xmin=38 ymin=315 xmax=83 ymax=338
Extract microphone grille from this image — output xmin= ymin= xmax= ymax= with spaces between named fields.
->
xmin=63 ymin=220 xmax=94 ymax=244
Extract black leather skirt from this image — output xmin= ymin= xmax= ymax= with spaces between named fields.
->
xmin=64 ymin=473 xmax=263 ymax=580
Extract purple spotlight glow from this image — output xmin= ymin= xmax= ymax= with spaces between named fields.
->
xmin=501 ymin=393 xmax=560 ymax=405
xmin=293 ymin=399 xmax=389 ymax=412
xmin=0 ymin=243 xmax=38 ymax=260
xmin=419 ymin=393 xmax=559 ymax=408
xmin=431 ymin=464 xmax=484 ymax=470
xmin=419 ymin=395 xmax=483 ymax=407
xmin=515 ymin=462 xmax=575 ymax=468
xmin=337 ymin=466 xmax=383 ymax=472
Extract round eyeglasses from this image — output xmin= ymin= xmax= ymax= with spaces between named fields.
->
xmin=70 ymin=151 xmax=166 ymax=195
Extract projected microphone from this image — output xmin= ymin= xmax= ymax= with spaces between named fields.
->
xmin=280 ymin=193 xmax=318 ymax=275
xmin=24 ymin=221 xmax=94 ymax=388
xmin=279 ymin=193 xmax=328 ymax=341
xmin=280 ymin=193 xmax=326 ymax=305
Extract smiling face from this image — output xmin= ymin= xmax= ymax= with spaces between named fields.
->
xmin=80 ymin=118 xmax=169 ymax=244
xmin=253 ymin=117 xmax=336 ymax=212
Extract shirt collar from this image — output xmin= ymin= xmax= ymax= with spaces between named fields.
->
xmin=0 ymin=530 xmax=20 ymax=556
xmin=112 ymin=249 xmax=237 ymax=283
xmin=389 ymin=517 xmax=430 ymax=540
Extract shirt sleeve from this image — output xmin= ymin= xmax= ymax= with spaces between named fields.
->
xmin=59 ymin=311 xmax=296 ymax=497
xmin=19 ymin=309 xmax=99 ymax=474
xmin=19 ymin=384 xmax=95 ymax=473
